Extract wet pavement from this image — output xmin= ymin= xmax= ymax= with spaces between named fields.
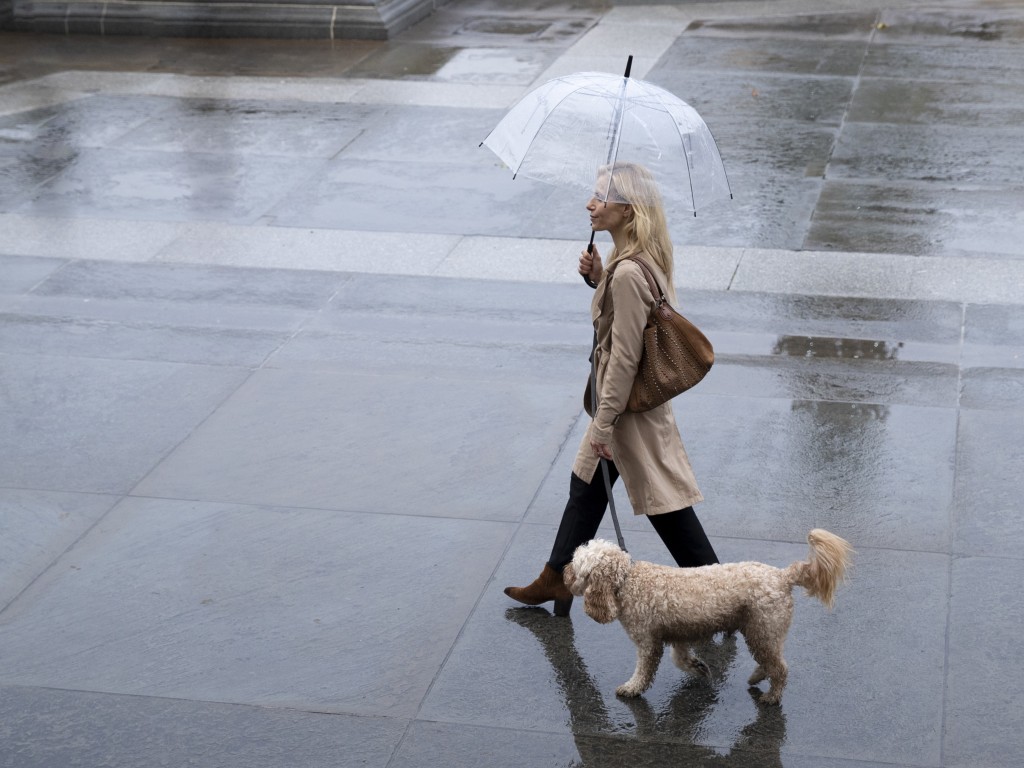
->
xmin=1 ymin=1 xmax=1023 ymax=766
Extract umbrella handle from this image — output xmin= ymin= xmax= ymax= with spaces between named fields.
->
xmin=582 ymin=231 xmax=598 ymax=288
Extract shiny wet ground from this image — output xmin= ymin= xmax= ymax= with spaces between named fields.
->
xmin=1 ymin=1 xmax=1023 ymax=767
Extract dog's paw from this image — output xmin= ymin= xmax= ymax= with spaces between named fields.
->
xmin=758 ymin=690 xmax=782 ymax=706
xmin=615 ymin=682 xmax=643 ymax=698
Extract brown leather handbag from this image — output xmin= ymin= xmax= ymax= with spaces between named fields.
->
xmin=586 ymin=256 xmax=714 ymax=415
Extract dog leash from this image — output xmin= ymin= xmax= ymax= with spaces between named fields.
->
xmin=590 ymin=331 xmax=628 ymax=553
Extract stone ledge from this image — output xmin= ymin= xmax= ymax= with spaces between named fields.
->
xmin=6 ymin=0 xmax=443 ymax=39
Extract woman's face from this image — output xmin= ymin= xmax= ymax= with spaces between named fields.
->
xmin=587 ymin=176 xmax=631 ymax=234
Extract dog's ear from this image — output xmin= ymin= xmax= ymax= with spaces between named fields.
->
xmin=583 ymin=578 xmax=619 ymax=624
xmin=582 ymin=547 xmax=627 ymax=624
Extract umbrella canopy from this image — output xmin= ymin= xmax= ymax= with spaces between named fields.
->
xmin=481 ymin=69 xmax=732 ymax=214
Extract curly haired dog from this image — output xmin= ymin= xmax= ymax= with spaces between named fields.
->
xmin=563 ymin=529 xmax=852 ymax=704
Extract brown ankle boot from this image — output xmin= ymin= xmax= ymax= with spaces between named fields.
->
xmin=504 ymin=564 xmax=573 ymax=616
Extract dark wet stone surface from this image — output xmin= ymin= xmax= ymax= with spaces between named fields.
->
xmin=2 ymin=233 xmax=1022 ymax=762
xmin=0 ymin=685 xmax=406 ymax=768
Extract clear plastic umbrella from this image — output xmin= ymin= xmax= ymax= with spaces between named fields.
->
xmin=481 ymin=58 xmax=732 ymax=213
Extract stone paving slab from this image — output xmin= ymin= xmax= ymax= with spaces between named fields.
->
xmin=0 ymin=498 xmax=514 ymax=718
xmin=0 ymin=684 xmax=407 ymax=768
xmin=0 ymin=353 xmax=251 ymax=494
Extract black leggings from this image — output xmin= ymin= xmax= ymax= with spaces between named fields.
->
xmin=548 ymin=463 xmax=718 ymax=571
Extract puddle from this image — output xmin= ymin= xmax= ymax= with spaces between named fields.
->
xmin=773 ymin=335 xmax=904 ymax=361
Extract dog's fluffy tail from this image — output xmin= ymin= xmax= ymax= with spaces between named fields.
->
xmin=790 ymin=529 xmax=853 ymax=609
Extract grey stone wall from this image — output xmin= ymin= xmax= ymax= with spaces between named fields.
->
xmin=6 ymin=0 xmax=443 ymax=39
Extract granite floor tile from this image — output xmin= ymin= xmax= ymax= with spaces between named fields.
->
xmin=0 ymin=684 xmax=406 ymax=768
xmin=0 ymin=254 xmax=65 ymax=294
xmin=945 ymin=557 xmax=1024 ymax=767
xmin=953 ymin=408 xmax=1024 ymax=558
xmin=0 ymin=497 xmax=514 ymax=718
xmin=131 ymin=367 xmax=580 ymax=520
xmin=0 ymin=353 xmax=250 ymax=494
xmin=0 ymin=488 xmax=119 ymax=609
xmin=17 ymin=147 xmax=326 ymax=225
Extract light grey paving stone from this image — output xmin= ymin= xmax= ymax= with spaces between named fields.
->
xmin=0 ymin=489 xmax=118 ymax=609
xmin=273 ymin=271 xmax=592 ymax=378
xmin=863 ymin=39 xmax=1024 ymax=85
xmin=0 ymin=308 xmax=295 ymax=367
xmin=18 ymin=147 xmax=326 ymax=225
xmin=30 ymin=259 xmax=348 ymax=309
xmin=0 ymin=498 xmax=513 ymax=719
xmin=959 ymin=367 xmax=1024 ymax=411
xmin=646 ymin=70 xmax=855 ymax=126
xmin=945 ymin=557 xmax=1024 ymax=767
xmin=805 ymin=180 xmax=1024 ymax=259
xmin=847 ymin=77 xmax=1024 ymax=128
xmin=654 ymin=32 xmax=869 ymax=77
xmin=339 ymin=104 xmax=507 ymax=163
xmin=115 ymin=98 xmax=381 ymax=159
xmin=827 ymin=123 xmax=1024 ymax=186
xmin=132 ymin=367 xmax=580 ymax=521
xmin=954 ymin=408 xmax=1024 ymax=559
xmin=0 ymin=684 xmax=406 ymax=768
xmin=0 ymin=254 xmax=65 ymax=294
xmin=427 ymin=530 xmax=946 ymax=766
xmin=262 ymin=157 xmax=555 ymax=237
xmin=874 ymin=7 xmax=1024 ymax=49
xmin=0 ymin=353 xmax=250 ymax=494
xmin=962 ymin=303 xmax=1024 ymax=369
xmin=155 ymin=223 xmax=461 ymax=275
xmin=677 ymin=10 xmax=877 ymax=42
xmin=0 ymin=213 xmax=185 ymax=262
xmin=0 ymin=94 xmax=178 ymax=150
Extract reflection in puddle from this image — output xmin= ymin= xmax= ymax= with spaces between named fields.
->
xmin=773 ymin=335 xmax=904 ymax=361
xmin=506 ymin=608 xmax=786 ymax=766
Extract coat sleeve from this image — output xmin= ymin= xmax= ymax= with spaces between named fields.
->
xmin=592 ymin=263 xmax=651 ymax=444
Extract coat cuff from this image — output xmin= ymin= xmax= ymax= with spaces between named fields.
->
xmin=590 ymin=420 xmax=615 ymax=445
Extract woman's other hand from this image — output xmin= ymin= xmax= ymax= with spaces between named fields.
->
xmin=590 ymin=441 xmax=613 ymax=460
xmin=579 ymin=245 xmax=604 ymax=284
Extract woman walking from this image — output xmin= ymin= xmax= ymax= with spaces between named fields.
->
xmin=504 ymin=163 xmax=719 ymax=616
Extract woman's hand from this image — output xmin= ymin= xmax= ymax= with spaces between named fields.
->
xmin=591 ymin=441 xmax=613 ymax=460
xmin=579 ymin=245 xmax=604 ymax=284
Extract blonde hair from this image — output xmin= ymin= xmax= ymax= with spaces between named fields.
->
xmin=599 ymin=163 xmax=674 ymax=284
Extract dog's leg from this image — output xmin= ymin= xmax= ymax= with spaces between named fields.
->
xmin=759 ymin=657 xmax=788 ymax=705
xmin=616 ymin=641 xmax=663 ymax=697
xmin=747 ymin=665 xmax=767 ymax=686
xmin=745 ymin=629 xmax=789 ymax=705
xmin=671 ymin=643 xmax=711 ymax=679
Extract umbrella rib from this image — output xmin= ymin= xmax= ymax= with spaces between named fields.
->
xmin=650 ymin=87 xmax=699 ymax=213
xmin=509 ymin=78 xmax=604 ymax=179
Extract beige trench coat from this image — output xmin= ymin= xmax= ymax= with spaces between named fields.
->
xmin=572 ymin=256 xmax=704 ymax=516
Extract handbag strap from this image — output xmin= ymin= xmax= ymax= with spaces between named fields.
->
xmin=623 ymin=256 xmax=668 ymax=305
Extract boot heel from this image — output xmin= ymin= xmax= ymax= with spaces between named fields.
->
xmin=553 ymin=596 xmax=573 ymax=617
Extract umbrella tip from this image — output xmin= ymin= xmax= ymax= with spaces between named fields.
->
xmin=624 ymin=55 xmax=633 ymax=78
